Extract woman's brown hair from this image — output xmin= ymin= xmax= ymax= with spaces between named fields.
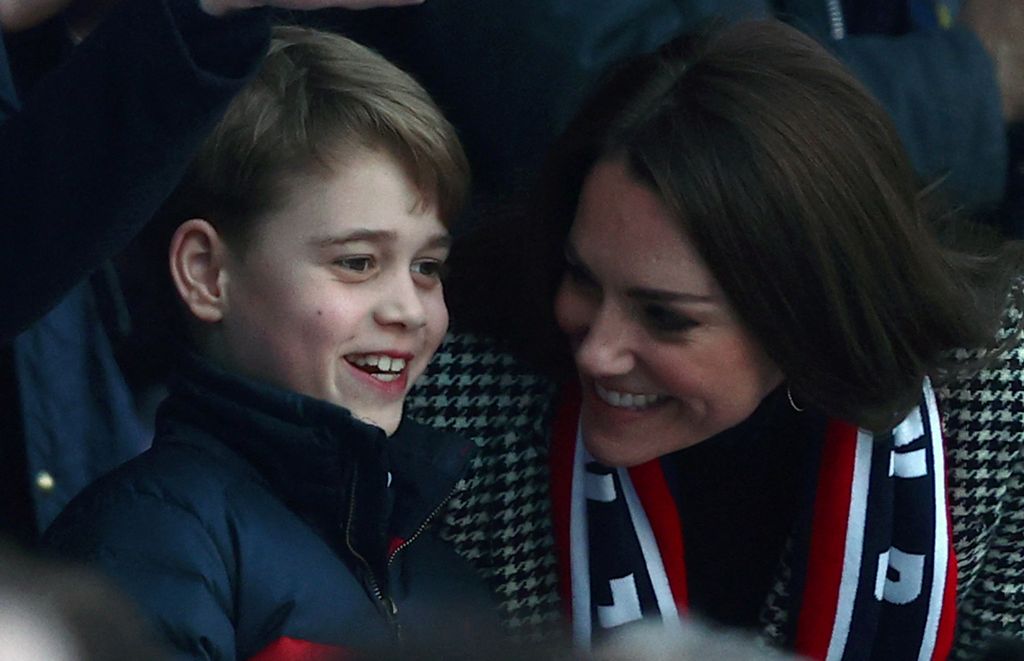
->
xmin=452 ymin=19 xmax=1019 ymax=431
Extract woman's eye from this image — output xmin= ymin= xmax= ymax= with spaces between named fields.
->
xmin=643 ymin=304 xmax=697 ymax=333
xmin=412 ymin=259 xmax=448 ymax=281
xmin=563 ymin=256 xmax=595 ymax=288
xmin=335 ymin=256 xmax=374 ymax=273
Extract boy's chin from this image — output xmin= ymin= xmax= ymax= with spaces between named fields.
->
xmin=351 ymin=408 xmax=403 ymax=437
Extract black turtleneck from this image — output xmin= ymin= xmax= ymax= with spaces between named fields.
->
xmin=664 ymin=388 xmax=825 ymax=629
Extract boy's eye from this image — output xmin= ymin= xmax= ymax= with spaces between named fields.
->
xmin=642 ymin=304 xmax=697 ymax=334
xmin=334 ymin=256 xmax=375 ymax=272
xmin=411 ymin=259 xmax=448 ymax=281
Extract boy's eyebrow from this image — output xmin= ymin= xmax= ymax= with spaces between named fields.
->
xmin=312 ymin=229 xmax=396 ymax=246
xmin=424 ymin=233 xmax=453 ymax=249
xmin=311 ymin=229 xmax=452 ymax=249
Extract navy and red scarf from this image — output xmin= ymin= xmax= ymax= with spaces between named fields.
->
xmin=550 ymin=380 xmax=957 ymax=660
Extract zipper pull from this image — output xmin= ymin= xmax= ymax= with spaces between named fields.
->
xmin=382 ymin=596 xmax=402 ymax=642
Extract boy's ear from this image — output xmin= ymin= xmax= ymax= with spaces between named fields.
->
xmin=169 ymin=219 xmax=230 ymax=324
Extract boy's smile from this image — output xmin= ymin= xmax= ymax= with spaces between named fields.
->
xmin=209 ymin=149 xmax=450 ymax=435
xmin=342 ymin=351 xmax=415 ymax=398
xmin=345 ymin=352 xmax=412 ymax=383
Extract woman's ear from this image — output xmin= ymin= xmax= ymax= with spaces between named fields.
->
xmin=169 ymin=219 xmax=230 ymax=324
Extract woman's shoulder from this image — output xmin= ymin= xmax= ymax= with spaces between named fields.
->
xmin=413 ymin=330 xmax=557 ymax=388
xmin=410 ymin=331 xmax=566 ymax=638
xmin=938 ymin=280 xmax=1024 ymax=450
xmin=936 ymin=282 xmax=1024 ymax=624
xmin=407 ymin=330 xmax=561 ymax=448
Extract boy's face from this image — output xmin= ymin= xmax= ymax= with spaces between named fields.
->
xmin=214 ymin=150 xmax=449 ymax=435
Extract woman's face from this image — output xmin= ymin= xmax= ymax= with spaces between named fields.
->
xmin=554 ymin=159 xmax=783 ymax=467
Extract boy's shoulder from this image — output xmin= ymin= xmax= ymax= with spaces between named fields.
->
xmin=44 ymin=430 xmax=273 ymax=557
xmin=41 ymin=428 xmax=382 ymax=660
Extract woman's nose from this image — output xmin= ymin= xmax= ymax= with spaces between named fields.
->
xmin=572 ymin=303 xmax=635 ymax=377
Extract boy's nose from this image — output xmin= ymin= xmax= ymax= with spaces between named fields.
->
xmin=374 ymin=275 xmax=428 ymax=330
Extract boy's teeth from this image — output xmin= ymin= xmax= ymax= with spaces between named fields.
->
xmin=373 ymin=373 xmax=400 ymax=383
xmin=594 ymin=383 xmax=663 ymax=410
xmin=349 ymin=355 xmax=406 ymax=373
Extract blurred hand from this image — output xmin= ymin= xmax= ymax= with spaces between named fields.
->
xmin=199 ymin=0 xmax=424 ymax=17
xmin=593 ymin=620 xmax=801 ymax=661
xmin=0 ymin=0 xmax=75 ymax=32
xmin=961 ymin=0 xmax=1024 ymax=124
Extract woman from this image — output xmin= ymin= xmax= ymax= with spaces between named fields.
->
xmin=406 ymin=19 xmax=1024 ymax=661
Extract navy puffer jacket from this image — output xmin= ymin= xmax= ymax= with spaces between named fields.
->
xmin=45 ymin=354 xmax=497 ymax=660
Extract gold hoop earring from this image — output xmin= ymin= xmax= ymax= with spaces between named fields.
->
xmin=786 ymin=386 xmax=805 ymax=413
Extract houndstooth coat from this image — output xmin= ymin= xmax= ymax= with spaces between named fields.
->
xmin=406 ymin=306 xmax=1024 ymax=658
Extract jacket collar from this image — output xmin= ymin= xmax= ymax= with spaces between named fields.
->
xmin=156 ymin=352 xmax=473 ymax=570
xmin=0 ymin=32 xmax=20 ymax=119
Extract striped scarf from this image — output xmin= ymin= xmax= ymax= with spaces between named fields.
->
xmin=550 ymin=380 xmax=957 ymax=660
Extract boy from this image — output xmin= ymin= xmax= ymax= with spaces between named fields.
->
xmin=45 ymin=25 xmax=494 ymax=660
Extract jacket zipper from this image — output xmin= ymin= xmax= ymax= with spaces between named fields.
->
xmin=386 ymin=489 xmax=456 ymax=567
xmin=343 ymin=464 xmax=401 ymax=640
xmin=825 ymin=0 xmax=846 ymax=40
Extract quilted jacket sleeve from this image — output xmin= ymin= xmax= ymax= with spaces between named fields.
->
xmin=45 ymin=486 xmax=238 ymax=661
xmin=0 ymin=0 xmax=270 ymax=341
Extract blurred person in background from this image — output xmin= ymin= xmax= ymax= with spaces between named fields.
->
xmin=326 ymin=0 xmax=1023 ymax=232
xmin=0 ymin=543 xmax=168 ymax=660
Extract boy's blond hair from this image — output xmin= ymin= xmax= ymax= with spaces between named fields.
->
xmin=161 ymin=25 xmax=469 ymax=248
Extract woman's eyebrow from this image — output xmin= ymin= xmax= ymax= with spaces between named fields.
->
xmin=568 ymin=241 xmax=716 ymax=304
xmin=628 ymin=287 xmax=717 ymax=304
xmin=564 ymin=241 xmax=591 ymax=268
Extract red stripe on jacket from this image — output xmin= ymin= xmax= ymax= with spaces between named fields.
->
xmin=248 ymin=637 xmax=349 ymax=661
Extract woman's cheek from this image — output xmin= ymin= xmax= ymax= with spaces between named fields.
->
xmin=554 ymin=280 xmax=584 ymax=335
